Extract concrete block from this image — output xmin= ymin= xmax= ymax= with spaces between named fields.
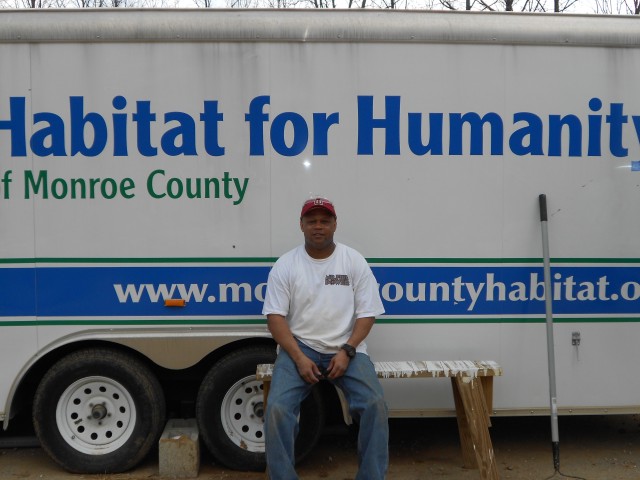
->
xmin=159 ymin=418 xmax=200 ymax=478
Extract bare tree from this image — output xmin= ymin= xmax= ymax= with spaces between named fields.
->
xmin=2 ymin=0 xmax=634 ymax=15
xmin=412 ymin=0 xmax=439 ymax=7
xmin=260 ymin=0 xmax=301 ymax=6
xmin=594 ymin=0 xmax=640 ymax=12
xmin=304 ymin=0 xmax=337 ymax=7
xmin=0 ymin=0 xmax=168 ymax=6
xmin=226 ymin=0 xmax=260 ymax=6
xmin=438 ymin=0 xmax=577 ymax=11
xmin=439 ymin=0 xmax=499 ymax=10
xmin=1 ymin=0 xmax=65 ymax=7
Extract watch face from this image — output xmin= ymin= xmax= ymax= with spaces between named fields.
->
xmin=342 ymin=344 xmax=355 ymax=357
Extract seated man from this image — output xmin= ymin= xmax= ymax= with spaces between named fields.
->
xmin=262 ymin=197 xmax=388 ymax=480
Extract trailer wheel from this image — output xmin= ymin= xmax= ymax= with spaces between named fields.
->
xmin=196 ymin=345 xmax=325 ymax=471
xmin=33 ymin=348 xmax=165 ymax=473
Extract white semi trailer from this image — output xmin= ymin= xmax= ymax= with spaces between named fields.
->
xmin=1 ymin=9 xmax=639 ymax=473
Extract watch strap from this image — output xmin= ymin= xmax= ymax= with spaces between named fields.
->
xmin=340 ymin=343 xmax=356 ymax=358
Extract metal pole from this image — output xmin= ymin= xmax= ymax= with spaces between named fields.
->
xmin=539 ymin=194 xmax=560 ymax=472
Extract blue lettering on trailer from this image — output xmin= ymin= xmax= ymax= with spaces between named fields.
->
xmin=3 ymin=96 xmax=640 ymax=161
xmin=0 ymin=264 xmax=638 ymax=322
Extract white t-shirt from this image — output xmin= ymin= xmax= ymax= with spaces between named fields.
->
xmin=262 ymin=242 xmax=385 ymax=355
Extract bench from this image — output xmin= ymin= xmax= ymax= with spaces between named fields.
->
xmin=257 ymin=360 xmax=503 ymax=480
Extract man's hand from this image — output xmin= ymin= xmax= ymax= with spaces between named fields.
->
xmin=295 ymin=354 xmax=323 ymax=384
xmin=326 ymin=349 xmax=350 ymax=380
xmin=268 ymin=314 xmax=322 ymax=384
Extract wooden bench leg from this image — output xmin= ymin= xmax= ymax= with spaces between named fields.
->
xmin=451 ymin=377 xmax=499 ymax=480
xmin=452 ymin=376 xmax=477 ymax=469
xmin=262 ymin=379 xmax=271 ymax=411
xmin=480 ymin=376 xmax=494 ymax=422
xmin=262 ymin=380 xmax=271 ymax=480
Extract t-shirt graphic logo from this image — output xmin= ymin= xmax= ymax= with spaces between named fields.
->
xmin=325 ymin=274 xmax=350 ymax=286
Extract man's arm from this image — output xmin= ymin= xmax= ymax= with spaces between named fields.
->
xmin=267 ymin=314 xmax=322 ymax=384
xmin=346 ymin=316 xmax=376 ymax=349
xmin=326 ymin=316 xmax=375 ymax=380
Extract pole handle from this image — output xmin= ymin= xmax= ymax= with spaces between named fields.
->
xmin=539 ymin=194 xmax=548 ymax=222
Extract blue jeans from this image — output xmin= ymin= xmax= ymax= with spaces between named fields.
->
xmin=265 ymin=341 xmax=389 ymax=480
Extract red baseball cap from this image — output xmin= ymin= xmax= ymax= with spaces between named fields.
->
xmin=300 ymin=197 xmax=337 ymax=218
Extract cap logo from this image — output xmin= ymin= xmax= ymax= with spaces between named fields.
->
xmin=301 ymin=197 xmax=336 ymax=217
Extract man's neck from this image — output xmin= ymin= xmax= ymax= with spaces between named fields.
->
xmin=304 ymin=242 xmax=336 ymax=260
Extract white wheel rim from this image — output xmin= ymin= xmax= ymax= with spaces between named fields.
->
xmin=220 ymin=376 xmax=266 ymax=453
xmin=56 ymin=376 xmax=137 ymax=455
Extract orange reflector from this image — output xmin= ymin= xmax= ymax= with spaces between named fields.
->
xmin=164 ymin=299 xmax=186 ymax=307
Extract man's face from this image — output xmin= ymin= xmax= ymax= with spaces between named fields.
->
xmin=300 ymin=209 xmax=337 ymax=254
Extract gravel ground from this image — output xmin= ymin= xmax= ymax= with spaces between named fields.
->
xmin=1 ymin=415 xmax=638 ymax=480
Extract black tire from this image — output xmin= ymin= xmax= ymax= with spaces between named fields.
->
xmin=196 ymin=345 xmax=325 ymax=471
xmin=32 ymin=348 xmax=166 ymax=474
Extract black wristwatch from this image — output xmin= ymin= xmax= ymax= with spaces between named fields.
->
xmin=340 ymin=343 xmax=356 ymax=358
